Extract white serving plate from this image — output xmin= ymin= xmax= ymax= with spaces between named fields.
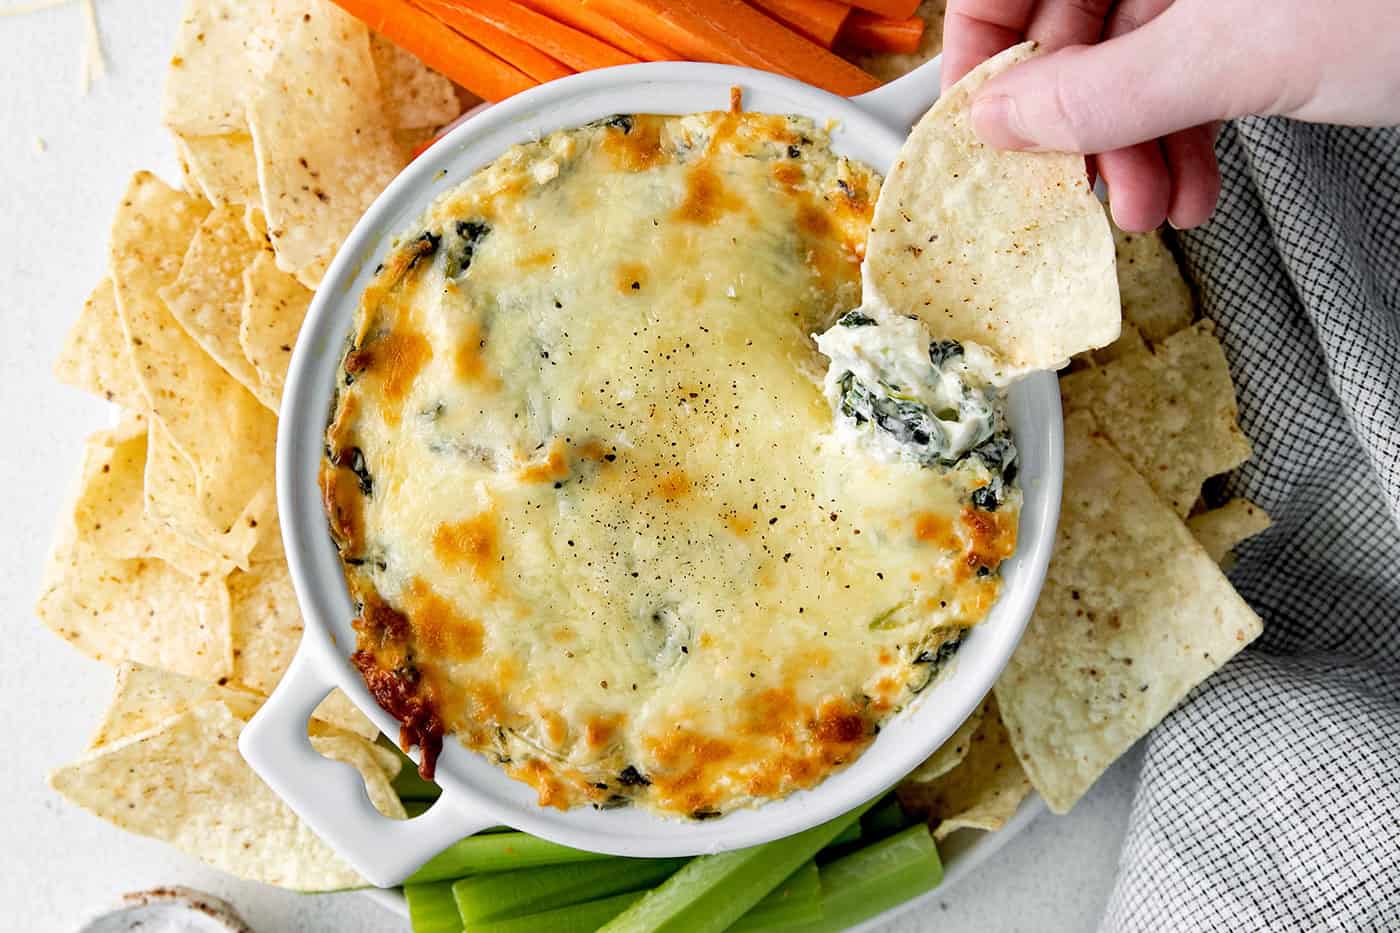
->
xmin=241 ymin=55 xmax=1064 ymax=890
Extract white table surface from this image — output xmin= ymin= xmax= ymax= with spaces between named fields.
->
xmin=0 ymin=3 xmax=1140 ymax=930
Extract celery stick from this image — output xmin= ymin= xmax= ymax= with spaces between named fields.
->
xmin=471 ymin=891 xmax=646 ymax=933
xmin=408 ymin=832 xmax=613 ymax=883
xmin=790 ymin=824 xmax=943 ymax=933
xmin=860 ymin=796 xmax=910 ymax=841
xmin=826 ymin=822 xmax=862 ymax=849
xmin=453 ymin=857 xmax=687 ymax=923
xmin=406 ymin=881 xmax=462 ymax=933
xmin=727 ymin=861 xmax=822 ymax=932
xmin=403 ymin=799 xmax=434 ymax=819
xmin=598 ymin=799 xmax=877 ymax=933
xmin=393 ymin=764 xmax=444 ymax=803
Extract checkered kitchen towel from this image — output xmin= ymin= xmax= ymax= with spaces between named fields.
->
xmin=1100 ymin=119 xmax=1400 ymax=931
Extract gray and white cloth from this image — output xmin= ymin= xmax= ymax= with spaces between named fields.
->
xmin=1100 ymin=119 xmax=1400 ymax=931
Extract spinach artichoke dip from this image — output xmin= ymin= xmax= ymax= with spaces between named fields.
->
xmin=321 ymin=110 xmax=1020 ymax=819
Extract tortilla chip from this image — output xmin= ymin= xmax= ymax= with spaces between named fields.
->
xmin=1059 ymin=321 xmax=1252 ymax=515
xmin=110 ymin=172 xmax=277 ymax=565
xmin=1090 ymin=321 xmax=1147 ymax=365
xmin=87 ymin=662 xmax=261 ymax=750
xmin=905 ymin=697 xmax=986 ymax=783
xmin=162 ymin=0 xmax=281 ymax=136
xmin=55 ymin=279 xmax=145 ymax=411
xmin=369 ymin=33 xmax=462 ymax=130
xmin=37 ymin=442 xmax=234 ymax=681
xmin=856 ymin=0 xmax=945 ymax=82
xmin=71 ymin=422 xmax=230 ymax=579
xmin=1111 ymin=217 xmax=1195 ymax=343
xmin=248 ymin=2 xmax=406 ymax=288
xmin=898 ymin=696 xmax=1030 ymax=838
xmin=50 ymin=698 xmax=400 ymax=891
xmin=240 ymin=248 xmax=313 ymax=407
xmin=994 ymin=412 xmax=1263 ymax=813
xmin=160 ymin=204 xmax=273 ymax=410
xmin=1188 ymin=498 xmax=1272 ymax=566
xmin=865 ymin=42 xmax=1119 ymax=371
xmin=175 ymin=133 xmax=262 ymax=207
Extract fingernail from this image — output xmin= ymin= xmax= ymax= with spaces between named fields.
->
xmin=971 ymin=95 xmax=1036 ymax=150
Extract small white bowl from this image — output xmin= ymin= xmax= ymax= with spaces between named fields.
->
xmin=241 ymin=57 xmax=1063 ymax=889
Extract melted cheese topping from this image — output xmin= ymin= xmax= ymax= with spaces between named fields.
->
xmin=323 ymin=112 xmax=1020 ymax=817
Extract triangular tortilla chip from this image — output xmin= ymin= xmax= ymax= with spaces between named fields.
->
xmin=55 ymin=278 xmax=145 ymax=411
xmin=369 ymin=32 xmax=463 ymax=130
xmin=70 ymin=421 xmax=231 ymax=579
xmin=1060 ymin=321 xmax=1252 ymax=515
xmin=904 ymin=697 xmax=986 ymax=783
xmin=162 ymin=0 xmax=281 ymax=136
xmin=240 ymin=247 xmax=313 ymax=408
xmin=1110 ymin=215 xmax=1195 ymax=343
xmin=1188 ymin=498 xmax=1272 ymax=566
xmin=898 ymin=695 xmax=1030 ymax=838
xmin=160 ymin=204 xmax=273 ymax=409
xmin=176 ymin=132 xmax=262 ymax=208
xmin=994 ymin=412 xmax=1262 ymax=813
xmin=50 ymin=698 xmax=400 ymax=892
xmin=110 ymin=172 xmax=277 ymax=565
xmin=865 ymin=42 xmax=1119 ymax=371
xmin=247 ymin=2 xmax=406 ymax=287
xmin=37 ymin=437 xmax=234 ymax=681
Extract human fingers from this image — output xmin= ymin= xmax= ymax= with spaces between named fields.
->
xmin=1025 ymin=0 xmax=1116 ymax=51
xmin=968 ymin=3 xmax=1269 ymax=154
xmin=1161 ymin=123 xmax=1221 ymax=228
xmin=941 ymin=0 xmax=1038 ymax=90
xmin=1097 ymin=141 xmax=1172 ymax=231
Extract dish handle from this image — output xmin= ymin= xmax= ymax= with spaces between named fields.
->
xmin=240 ymin=650 xmax=493 ymax=888
xmin=851 ymin=55 xmax=943 ymax=133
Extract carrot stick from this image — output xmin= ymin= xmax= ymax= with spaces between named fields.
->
xmin=414 ymin=0 xmax=573 ymax=81
xmin=846 ymin=0 xmax=919 ymax=17
xmin=327 ymin=0 xmax=536 ymax=102
xmin=747 ymin=0 xmax=850 ymax=48
xmin=424 ymin=0 xmax=640 ymax=71
xmin=516 ymin=0 xmax=679 ymax=61
xmin=838 ymin=10 xmax=923 ymax=54
xmin=587 ymin=0 xmax=879 ymax=95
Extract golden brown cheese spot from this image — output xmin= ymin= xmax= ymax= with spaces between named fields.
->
xmin=320 ymin=462 xmax=364 ymax=555
xmin=585 ymin=714 xmax=624 ymax=748
xmin=676 ymin=166 xmax=738 ymax=225
xmin=653 ymin=470 xmax=692 ymax=501
xmin=725 ymin=513 xmax=754 ymax=536
xmin=960 ymin=507 xmax=1018 ymax=575
xmin=601 ymin=119 xmax=664 ymax=172
xmin=516 ymin=439 xmax=571 ymax=484
xmin=772 ymin=163 xmax=804 ymax=192
xmin=509 ymin=759 xmax=570 ymax=809
xmin=432 ymin=511 xmax=498 ymax=575
xmin=453 ymin=322 xmax=496 ymax=386
xmin=518 ymin=249 xmax=556 ymax=270
xmin=615 ymin=261 xmax=647 ymax=294
xmin=913 ymin=512 xmax=959 ymax=550
xmin=797 ymin=203 xmax=832 ymax=239
xmin=813 ymin=697 xmax=867 ymax=746
xmin=405 ymin=578 xmax=483 ymax=661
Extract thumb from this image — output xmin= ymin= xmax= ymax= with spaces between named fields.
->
xmin=969 ymin=18 xmax=1273 ymax=153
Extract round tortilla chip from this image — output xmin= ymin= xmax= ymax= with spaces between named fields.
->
xmin=865 ymin=42 xmax=1119 ymax=371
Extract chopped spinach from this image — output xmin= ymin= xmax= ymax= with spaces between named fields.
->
xmin=837 ymin=310 xmax=876 ymax=327
xmin=971 ymin=484 xmax=999 ymax=512
xmin=908 ymin=630 xmax=966 ymax=693
xmin=838 ymin=371 xmax=943 ymax=452
xmin=928 ymin=339 xmax=964 ymax=368
xmin=447 ymin=220 xmax=491 ymax=277
xmin=618 ymin=765 xmax=651 ymax=787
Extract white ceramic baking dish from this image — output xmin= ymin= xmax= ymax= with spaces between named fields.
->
xmin=240 ymin=54 xmax=1063 ymax=889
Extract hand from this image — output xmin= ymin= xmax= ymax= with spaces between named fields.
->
xmin=942 ymin=0 xmax=1400 ymax=231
